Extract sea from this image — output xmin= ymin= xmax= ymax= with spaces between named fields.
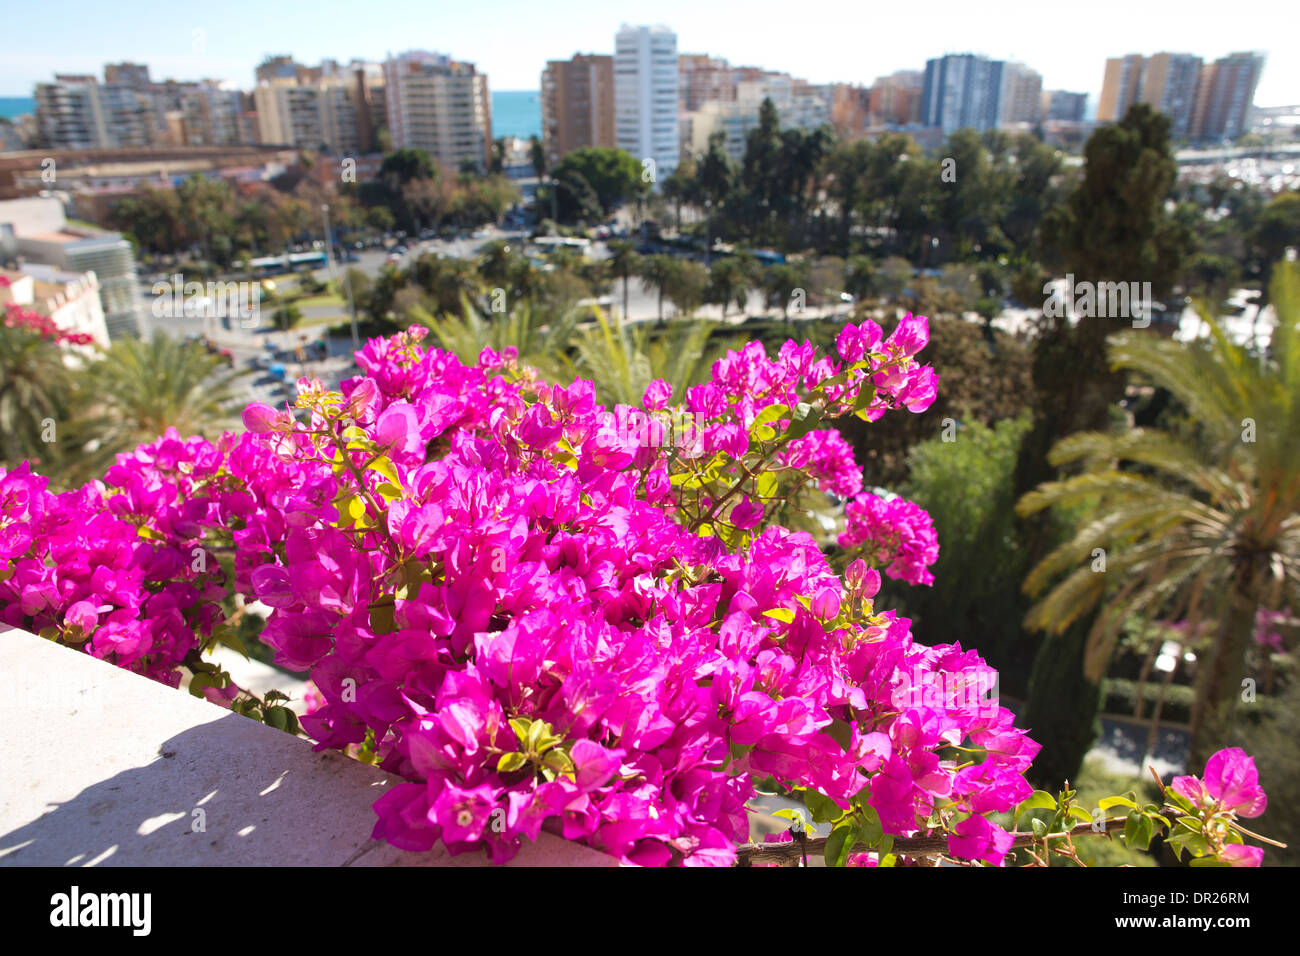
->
xmin=0 ymin=96 xmax=36 ymax=120
xmin=491 ymin=90 xmax=541 ymax=141
xmin=1 ymin=92 xmax=542 ymax=139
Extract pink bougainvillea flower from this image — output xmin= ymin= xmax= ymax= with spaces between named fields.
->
xmin=1218 ymin=844 xmax=1265 ymax=867
xmin=1171 ymin=747 xmax=1267 ymax=818
xmin=729 ymin=495 xmax=764 ymax=530
xmin=642 ymin=379 xmax=672 ymax=411
xmin=947 ymin=814 xmax=1015 ymax=865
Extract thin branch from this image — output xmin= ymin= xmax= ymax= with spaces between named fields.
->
xmin=736 ymin=814 xmax=1135 ymax=866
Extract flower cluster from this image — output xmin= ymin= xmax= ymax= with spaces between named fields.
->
xmin=1 ymin=291 xmax=97 ymax=346
xmin=1168 ymin=747 xmax=1268 ymax=867
xmin=0 ymin=441 xmax=228 ymax=685
xmin=838 ymin=491 xmax=940 ymax=586
xmin=3 ymin=316 xmax=1048 ymax=866
xmin=1254 ymin=607 xmax=1290 ymax=653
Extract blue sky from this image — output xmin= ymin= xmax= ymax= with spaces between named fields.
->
xmin=3 ymin=0 xmax=1295 ymax=106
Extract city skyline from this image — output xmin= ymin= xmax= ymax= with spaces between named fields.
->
xmin=1 ymin=0 xmax=1295 ymax=106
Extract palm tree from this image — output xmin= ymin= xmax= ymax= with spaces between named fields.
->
xmin=563 ymin=307 xmax=735 ymax=409
xmin=413 ymin=297 xmax=579 ymax=383
xmin=1017 ymin=263 xmax=1300 ymax=767
xmin=706 ymin=258 xmax=749 ymax=320
xmin=0 ymin=322 xmax=84 ymax=480
xmin=66 ymin=333 xmax=248 ymax=481
xmin=639 ymin=255 xmax=677 ymax=326
xmin=607 ymin=241 xmax=641 ymax=321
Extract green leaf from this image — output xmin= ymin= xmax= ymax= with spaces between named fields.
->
xmin=825 ymin=717 xmax=853 ymax=753
xmin=525 ymin=719 xmax=547 ymax=753
xmin=497 ymin=752 xmax=529 ymax=773
xmin=858 ymin=807 xmax=885 ymax=847
xmin=1015 ymin=790 xmax=1057 ymax=819
xmin=755 ymin=471 xmax=779 ymax=499
xmin=1190 ymin=856 xmax=1231 ymax=867
xmin=752 ymin=404 xmax=790 ymax=428
xmin=369 ymin=602 xmax=396 ymax=635
xmin=824 ymin=824 xmax=854 ymax=867
xmin=187 ymin=673 xmax=215 ymax=698
xmin=1123 ymin=810 xmax=1155 ymax=851
xmin=772 ymin=808 xmax=807 ymax=833
xmin=763 ymin=608 xmax=795 ymax=624
xmin=802 ymin=789 xmax=845 ymax=825
xmin=264 ymin=706 xmax=291 ymax=731
xmin=1067 ymin=805 xmax=1094 ymax=824
xmin=1165 ymin=789 xmax=1199 ymax=815
xmin=784 ymin=403 xmax=824 ymax=441
xmin=1098 ymin=795 xmax=1138 ymax=811
xmin=1030 ymin=817 xmax=1048 ymax=840
xmin=543 ymin=749 xmax=575 ymax=776
xmin=367 ymin=456 xmax=400 ymax=485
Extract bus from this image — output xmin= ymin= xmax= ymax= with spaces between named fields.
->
xmin=532 ymin=236 xmax=592 ymax=257
xmin=245 ymin=251 xmax=329 ymax=276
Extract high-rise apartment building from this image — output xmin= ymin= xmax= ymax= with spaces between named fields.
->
xmin=254 ymin=81 xmax=325 ymax=149
xmin=34 ymin=75 xmax=156 ymax=149
xmin=254 ymin=58 xmax=387 ymax=155
xmin=995 ymin=61 xmax=1043 ymax=125
xmin=830 ymin=84 xmax=871 ymax=136
xmin=688 ymin=77 xmax=829 ymax=162
xmin=921 ymin=55 xmax=1002 ymax=133
xmin=103 ymin=62 xmax=152 ymax=90
xmin=614 ymin=24 xmax=679 ymax=182
xmin=541 ymin=54 xmax=615 ymax=168
xmin=1042 ymin=90 xmax=1088 ymax=122
xmin=678 ymin=55 xmax=736 ymax=112
xmin=1099 ymin=51 xmax=1263 ymax=141
xmin=383 ymin=51 xmax=491 ymax=171
xmin=1193 ymin=52 xmax=1266 ymax=141
xmin=1098 ymin=54 xmax=1146 ymax=123
xmin=180 ymin=84 xmax=252 ymax=147
xmin=1138 ymin=53 xmax=1203 ymax=139
xmin=868 ymin=71 xmax=924 ymax=127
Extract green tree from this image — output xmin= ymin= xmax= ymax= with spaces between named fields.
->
xmin=1251 ymin=191 xmax=1300 ymax=302
xmin=639 ymin=254 xmax=677 ymax=325
xmin=843 ymin=255 xmax=876 ymax=303
xmin=67 ymin=334 xmax=246 ymax=480
xmin=0 ymin=323 xmax=84 ymax=479
xmin=664 ymin=259 xmax=708 ymax=317
xmin=696 ymin=131 xmax=735 ymax=260
xmin=564 ymin=310 xmax=734 ymax=409
xmin=706 ymin=257 xmax=751 ymax=319
xmin=607 ymin=241 xmax=641 ymax=320
xmin=762 ymin=261 xmax=811 ymax=322
xmin=528 ymin=135 xmax=546 ymax=179
xmin=1017 ymin=263 xmax=1300 ymax=769
xmin=1014 ymin=107 xmax=1196 ymax=780
xmin=547 ymin=148 xmax=643 ymax=221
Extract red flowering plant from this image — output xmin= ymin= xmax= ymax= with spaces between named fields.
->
xmin=0 ymin=312 xmax=1282 ymax=866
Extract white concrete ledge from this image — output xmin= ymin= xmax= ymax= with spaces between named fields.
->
xmin=0 ymin=627 xmax=617 ymax=867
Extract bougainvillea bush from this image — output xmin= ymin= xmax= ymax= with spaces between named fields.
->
xmin=0 ymin=312 xmax=1274 ymax=866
